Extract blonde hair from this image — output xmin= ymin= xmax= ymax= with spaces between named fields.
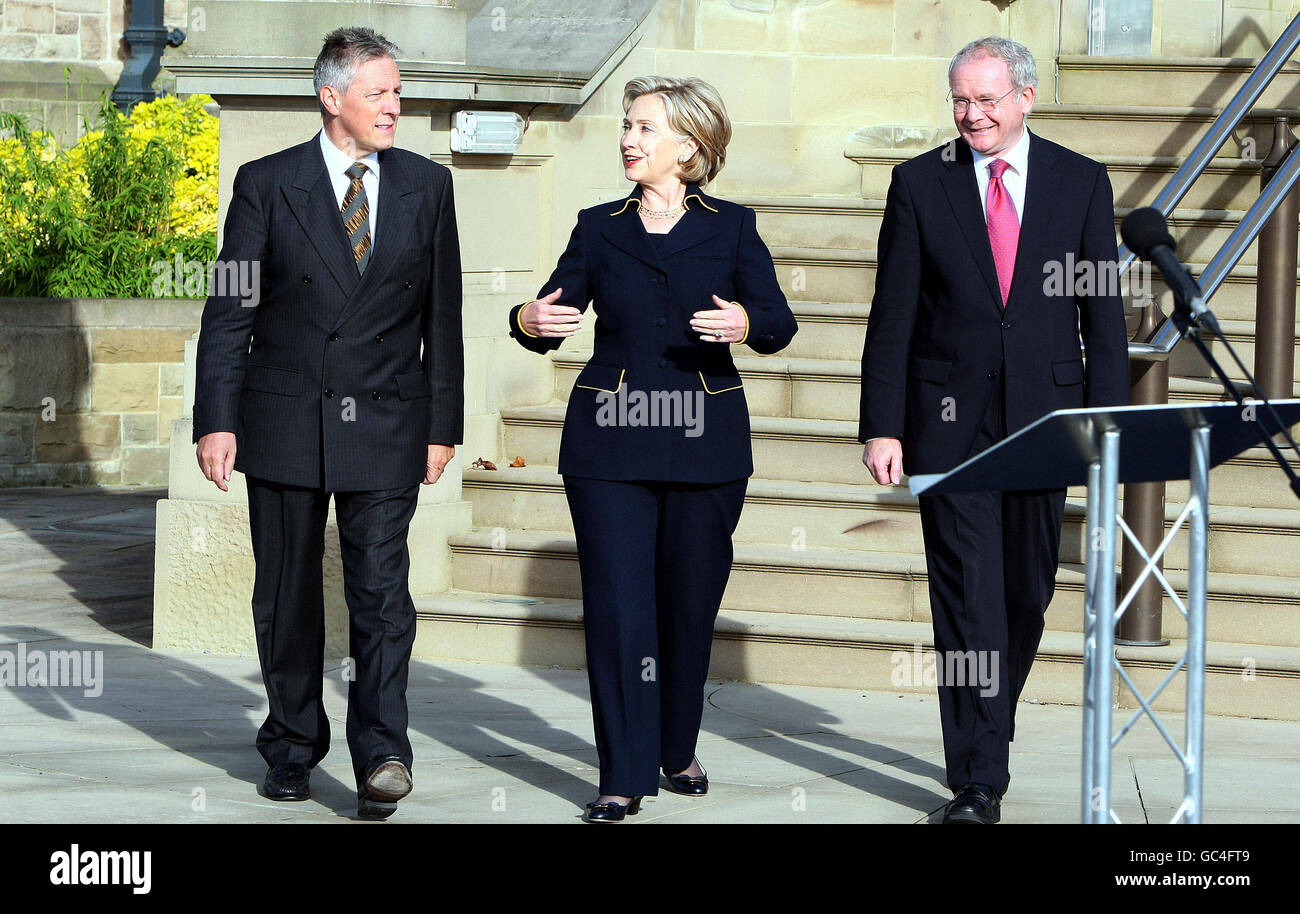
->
xmin=622 ymin=76 xmax=731 ymax=185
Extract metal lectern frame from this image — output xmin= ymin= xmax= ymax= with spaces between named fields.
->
xmin=909 ymin=399 xmax=1300 ymax=825
xmin=1080 ymin=424 xmax=1209 ymax=825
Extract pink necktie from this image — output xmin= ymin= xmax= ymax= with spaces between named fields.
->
xmin=985 ymin=158 xmax=1019 ymax=307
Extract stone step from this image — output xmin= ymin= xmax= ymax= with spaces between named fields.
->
xmin=777 ymin=301 xmax=1300 ymax=380
xmin=1026 ymin=104 xmax=1296 ymax=161
xmin=747 ymin=195 xmax=877 ymax=252
xmin=773 ymin=250 xmax=1300 ymax=325
xmin=445 ymin=530 xmax=1300 ymax=650
xmin=464 ymin=463 xmax=1300 ymax=577
xmin=413 ymin=590 xmax=1300 ymax=721
xmin=852 ymin=148 xmax=1270 ymax=213
xmin=1057 ymin=55 xmax=1300 ymax=111
xmin=499 ymin=402 xmax=1299 ymax=504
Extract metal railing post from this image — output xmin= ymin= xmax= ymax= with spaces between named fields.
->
xmin=1119 ymin=302 xmax=1170 ymax=646
xmin=1254 ymin=117 xmax=1299 ymax=402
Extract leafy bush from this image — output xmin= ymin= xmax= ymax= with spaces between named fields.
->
xmin=0 ymin=92 xmax=218 ymax=298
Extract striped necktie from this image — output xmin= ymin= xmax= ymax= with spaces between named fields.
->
xmin=342 ymin=161 xmax=372 ymax=275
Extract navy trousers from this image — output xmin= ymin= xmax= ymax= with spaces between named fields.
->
xmin=915 ymin=382 xmax=1067 ymax=796
xmin=563 ymin=475 xmax=748 ymax=796
xmin=245 ymin=475 xmax=420 ymax=786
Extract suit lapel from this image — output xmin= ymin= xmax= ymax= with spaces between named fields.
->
xmin=1004 ymin=134 xmax=1061 ymax=315
xmin=282 ymin=138 xmax=359 ymax=298
xmin=330 ymin=147 xmax=420 ymax=329
xmin=939 ymin=140 xmax=1003 ymax=313
xmin=600 ymin=186 xmax=666 ymax=273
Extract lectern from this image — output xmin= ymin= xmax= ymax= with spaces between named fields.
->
xmin=909 ymin=399 xmax=1300 ymax=824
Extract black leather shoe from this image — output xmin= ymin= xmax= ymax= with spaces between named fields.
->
xmin=357 ymin=758 xmax=412 ymax=821
xmin=261 ymin=763 xmax=311 ymax=801
xmin=942 ymin=783 xmax=1001 ymax=824
xmin=582 ymin=796 xmax=643 ymax=823
xmin=662 ymin=758 xmax=708 ymax=797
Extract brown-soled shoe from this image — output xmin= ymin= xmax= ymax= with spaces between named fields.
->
xmin=357 ymin=758 xmax=412 ymax=820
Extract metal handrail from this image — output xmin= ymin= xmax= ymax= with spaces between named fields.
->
xmin=1126 ymin=13 xmax=1300 ymax=362
xmin=1118 ymin=13 xmax=1300 ymax=276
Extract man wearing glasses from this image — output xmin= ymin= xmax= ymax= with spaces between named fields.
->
xmin=859 ymin=37 xmax=1129 ymax=823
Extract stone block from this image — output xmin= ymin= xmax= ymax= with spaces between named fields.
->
xmin=122 ymin=413 xmax=158 ymax=446
xmin=0 ymin=414 xmax=36 ymax=463
xmin=0 ymin=329 xmax=91 ymax=411
xmin=91 ymin=363 xmax=159 ymax=412
xmin=91 ymin=328 xmax=191 ymax=364
xmin=122 ymin=445 xmax=170 ymax=485
xmin=34 ymin=411 xmax=120 ymax=462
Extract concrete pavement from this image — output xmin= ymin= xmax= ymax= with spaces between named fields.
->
xmin=0 ymin=486 xmax=1295 ymax=823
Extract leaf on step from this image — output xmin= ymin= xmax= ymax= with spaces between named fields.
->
xmin=510 ymin=456 xmax=526 ymax=467
xmin=471 ymin=458 xmax=498 ymax=471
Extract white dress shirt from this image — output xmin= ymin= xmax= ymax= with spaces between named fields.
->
xmin=971 ymin=125 xmax=1030 ymax=224
xmin=318 ymin=129 xmax=381 ymax=249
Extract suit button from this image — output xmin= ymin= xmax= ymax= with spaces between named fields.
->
xmin=329 ymin=332 xmax=341 ymax=341
xmin=987 ymin=370 xmax=999 ymax=379
xmin=374 ymin=334 xmax=384 ymax=343
xmin=371 ymin=391 xmax=382 ymax=400
xmin=302 ymin=274 xmax=312 ymax=284
xmin=403 ymin=280 xmax=413 ymax=289
xmin=656 ymin=318 xmax=666 ymax=327
xmin=1001 ymin=321 xmax=1012 ymax=329
xmin=324 ymin=387 xmax=335 ymax=398
xmin=658 ymin=359 xmax=668 ymax=368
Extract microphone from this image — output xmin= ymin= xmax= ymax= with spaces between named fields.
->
xmin=1121 ymin=207 xmax=1220 ymax=334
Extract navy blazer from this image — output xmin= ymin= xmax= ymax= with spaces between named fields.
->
xmin=509 ymin=183 xmax=797 ymax=483
xmin=193 ymin=135 xmax=464 ymax=492
xmin=859 ymin=133 xmax=1130 ymax=476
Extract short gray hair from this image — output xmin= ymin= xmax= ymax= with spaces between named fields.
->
xmin=313 ymin=27 xmax=400 ymax=97
xmin=948 ymin=36 xmax=1038 ymax=90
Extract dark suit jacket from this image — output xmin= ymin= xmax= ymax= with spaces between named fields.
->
xmin=858 ymin=133 xmax=1130 ymax=476
xmin=508 ymin=183 xmax=797 ymax=482
xmin=193 ymin=133 xmax=464 ymax=492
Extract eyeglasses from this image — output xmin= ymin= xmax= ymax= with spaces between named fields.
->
xmin=948 ymin=87 xmax=1019 ymax=115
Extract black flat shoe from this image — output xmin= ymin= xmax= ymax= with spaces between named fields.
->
xmin=942 ymin=783 xmax=1001 ymax=824
xmin=582 ymin=796 xmax=643 ymax=823
xmin=357 ymin=757 xmax=413 ymax=821
xmin=261 ymin=762 xmax=311 ymax=801
xmin=662 ymin=758 xmax=708 ymax=797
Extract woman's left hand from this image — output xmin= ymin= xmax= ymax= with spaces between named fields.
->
xmin=691 ymin=295 xmax=748 ymax=344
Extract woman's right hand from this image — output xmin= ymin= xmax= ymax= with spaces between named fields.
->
xmin=520 ymin=288 xmax=583 ymax=338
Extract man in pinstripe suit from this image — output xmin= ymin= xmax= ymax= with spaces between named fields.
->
xmin=193 ymin=27 xmax=463 ymax=819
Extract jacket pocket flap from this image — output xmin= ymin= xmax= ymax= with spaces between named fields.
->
xmin=1052 ymin=358 xmax=1085 ymax=385
xmin=907 ymin=356 xmax=953 ymax=384
xmin=698 ymin=365 xmax=744 ymax=394
xmin=242 ymin=363 xmax=302 ymax=397
xmin=396 ymin=370 xmax=430 ymax=400
xmin=574 ymin=363 xmax=625 ymax=393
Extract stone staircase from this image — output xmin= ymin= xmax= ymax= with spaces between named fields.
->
xmin=415 ymin=55 xmax=1300 ymax=721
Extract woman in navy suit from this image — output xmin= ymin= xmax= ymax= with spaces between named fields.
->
xmin=508 ymin=76 xmax=797 ymax=822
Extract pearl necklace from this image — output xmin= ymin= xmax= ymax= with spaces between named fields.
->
xmin=637 ymin=199 xmax=686 ymax=220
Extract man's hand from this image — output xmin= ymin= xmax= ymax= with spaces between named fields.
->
xmin=196 ymin=432 xmax=238 ymax=492
xmin=520 ymin=288 xmax=582 ymax=338
xmin=862 ymin=438 xmax=903 ymax=486
xmin=425 ymin=444 xmax=455 ymax=485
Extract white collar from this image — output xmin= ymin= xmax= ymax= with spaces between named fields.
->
xmin=318 ymin=129 xmax=380 ymax=179
xmin=971 ymin=124 xmax=1030 ymax=177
